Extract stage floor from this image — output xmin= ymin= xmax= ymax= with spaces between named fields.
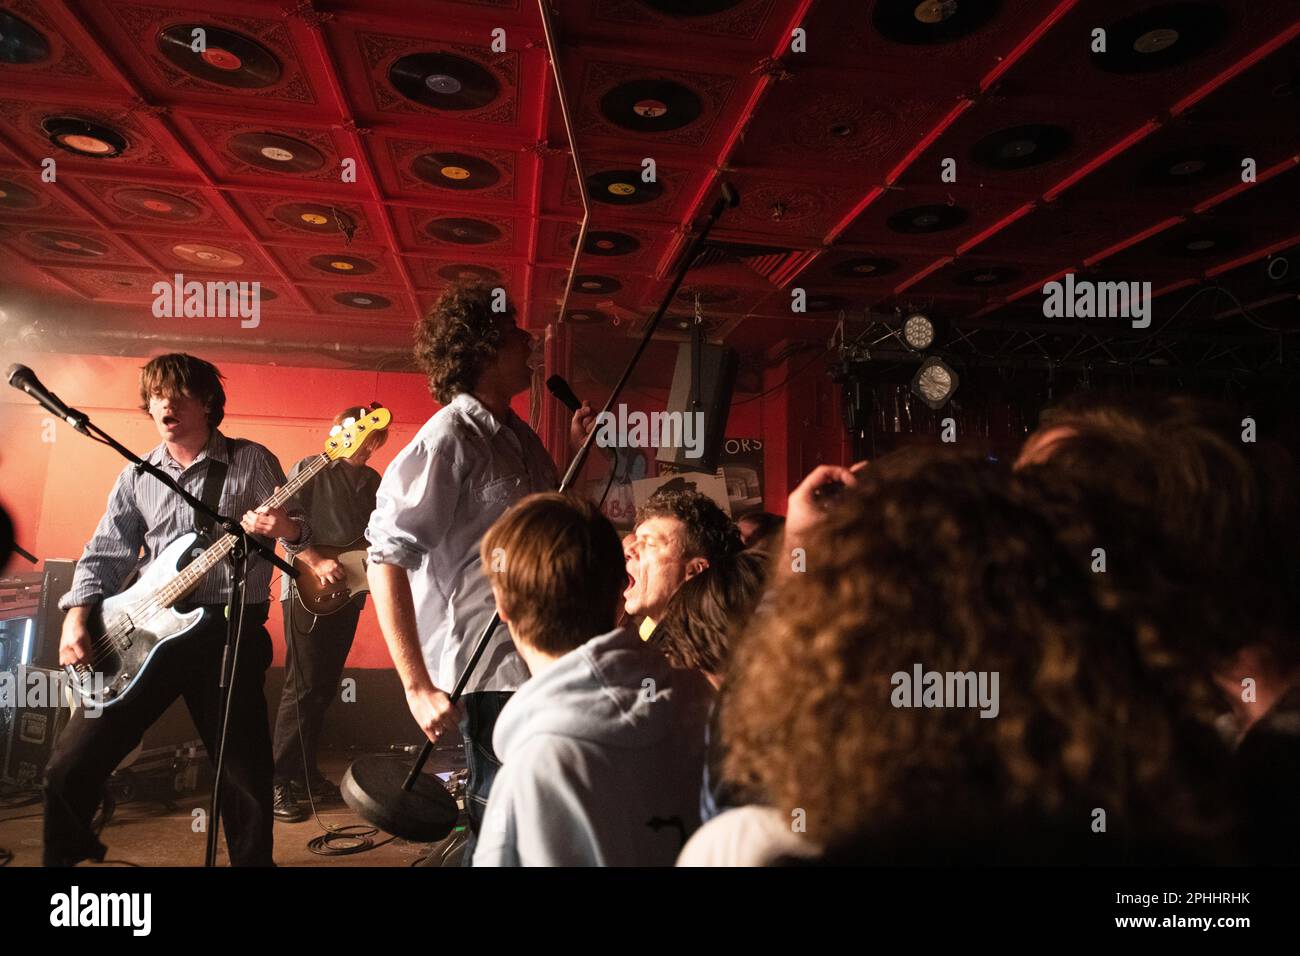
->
xmin=0 ymin=754 xmax=462 ymax=868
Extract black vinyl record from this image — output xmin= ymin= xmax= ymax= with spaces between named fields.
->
xmin=565 ymin=310 xmax=607 ymax=323
xmin=388 ymin=52 xmax=500 ymax=111
xmin=1138 ymin=145 xmax=1234 ymax=187
xmin=412 ymin=152 xmax=501 ymax=190
xmin=0 ymin=180 xmax=41 ymax=211
xmin=873 ymin=0 xmax=1001 ymax=45
xmin=571 ymin=231 xmax=640 ymax=256
xmin=1091 ymin=3 xmax=1228 ymax=74
xmin=42 ymin=117 xmax=128 ymax=158
xmin=600 ymin=79 xmax=702 ymax=133
xmin=0 ymin=10 xmax=50 ymax=64
xmin=156 ymin=24 xmax=282 ymax=89
xmin=29 ymin=230 xmax=109 ymax=257
xmin=172 ymin=243 xmax=244 ymax=267
xmin=954 ymin=265 xmax=1021 ymax=286
xmin=426 ymin=218 xmax=501 ymax=245
xmin=972 ymin=124 xmax=1072 ymax=171
xmin=229 ymin=132 xmax=325 ymax=173
xmin=310 ymin=254 xmax=376 ymax=276
xmin=273 ymin=202 xmax=356 ymax=235
xmin=804 ymin=294 xmax=847 ymax=313
xmin=1162 ymin=229 xmax=1238 ymax=258
xmin=334 ymin=291 xmax=392 ymax=310
xmin=437 ymin=264 xmax=500 ymax=283
xmin=832 ymin=256 xmax=900 ymax=279
xmin=113 ymin=188 xmax=203 ymax=221
xmin=573 ymin=275 xmax=622 ymax=294
xmin=588 ymin=169 xmax=664 ymax=206
xmin=886 ymin=203 xmax=969 ymax=234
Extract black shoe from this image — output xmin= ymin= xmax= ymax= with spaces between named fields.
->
xmin=273 ymin=782 xmax=307 ymax=823
xmin=292 ymin=777 xmax=342 ymax=806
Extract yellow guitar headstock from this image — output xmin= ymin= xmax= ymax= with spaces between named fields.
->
xmin=325 ymin=403 xmax=393 ymax=460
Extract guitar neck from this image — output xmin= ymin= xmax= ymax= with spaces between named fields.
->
xmin=154 ymin=453 xmax=330 ymax=609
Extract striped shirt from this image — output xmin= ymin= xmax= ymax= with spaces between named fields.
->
xmin=60 ymin=430 xmax=309 ymax=610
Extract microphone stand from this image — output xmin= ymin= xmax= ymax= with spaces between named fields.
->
xmin=48 ymin=410 xmax=296 ymax=868
xmin=396 ymin=183 xmax=742 ymax=795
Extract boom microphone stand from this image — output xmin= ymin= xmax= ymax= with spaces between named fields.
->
xmin=4 ymin=365 xmax=297 ymax=867
xmin=340 ymin=182 xmax=742 ymax=842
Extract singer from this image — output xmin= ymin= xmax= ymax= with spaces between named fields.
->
xmin=364 ymin=283 xmax=593 ymax=861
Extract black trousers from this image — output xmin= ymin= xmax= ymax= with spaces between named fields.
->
xmin=42 ymin=604 xmax=275 ymax=867
xmin=272 ymin=594 xmax=362 ymax=785
xmin=459 ymin=690 xmax=513 ymax=865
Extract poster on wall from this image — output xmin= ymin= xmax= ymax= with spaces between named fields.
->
xmin=631 ymin=471 xmax=732 ymax=517
xmin=660 ymin=436 xmax=765 ymax=518
xmin=585 ymin=447 xmax=653 ymax=531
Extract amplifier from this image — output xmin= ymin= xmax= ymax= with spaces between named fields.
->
xmin=1 ymin=664 xmax=69 ymax=789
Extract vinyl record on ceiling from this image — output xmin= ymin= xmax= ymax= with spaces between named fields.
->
xmin=426 ymin=218 xmax=501 ymax=245
xmin=334 ymin=291 xmax=391 ymax=310
xmin=113 ymin=188 xmax=203 ymax=221
xmin=971 ymin=124 xmax=1072 ymax=170
xmin=873 ymin=0 xmax=1002 ymax=45
xmin=310 ymin=253 xmax=376 ymax=275
xmin=0 ymin=180 xmax=41 ymax=211
xmin=887 ymin=203 xmax=969 ymax=234
xmin=832 ymin=256 xmax=899 ymax=279
xmin=1091 ymin=3 xmax=1228 ymax=74
xmin=1162 ymin=229 xmax=1237 ymax=258
xmin=0 ymin=10 xmax=50 ymax=64
xmin=1138 ymin=145 xmax=1234 ymax=186
xmin=437 ymin=263 xmax=500 ymax=283
xmin=29 ymin=231 xmax=108 ymax=257
xmin=805 ymin=294 xmax=847 ymax=312
xmin=389 ymin=52 xmax=500 ymax=111
xmin=411 ymin=152 xmax=502 ymax=190
xmin=636 ymin=0 xmax=745 ymax=15
xmin=588 ymin=170 xmax=664 ymax=205
xmin=565 ymin=310 xmax=607 ymax=323
xmin=173 ymin=242 xmax=244 ymax=267
xmin=573 ymin=275 xmax=622 ymax=294
xmin=571 ymin=231 xmax=639 ymax=256
xmin=42 ymin=117 xmax=128 ymax=158
xmin=156 ymin=24 xmax=282 ymax=89
xmin=600 ymin=79 xmax=703 ymax=133
xmin=954 ymin=265 xmax=1021 ymax=286
xmin=272 ymin=202 xmax=357 ymax=235
xmin=228 ymin=132 xmax=325 ymax=174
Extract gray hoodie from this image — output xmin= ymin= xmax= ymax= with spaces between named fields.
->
xmin=472 ymin=626 xmax=713 ymax=866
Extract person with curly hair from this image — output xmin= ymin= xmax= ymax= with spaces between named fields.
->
xmin=624 ymin=487 xmax=743 ymax=639
xmin=679 ymin=449 xmax=1238 ymax=866
xmin=365 ymin=283 xmax=594 ymax=859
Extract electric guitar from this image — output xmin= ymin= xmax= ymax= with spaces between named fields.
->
xmin=292 ymin=541 xmax=370 ymax=616
xmin=67 ymin=405 xmax=392 ymax=710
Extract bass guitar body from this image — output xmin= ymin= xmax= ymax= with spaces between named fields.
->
xmin=68 ymin=533 xmax=211 ymax=711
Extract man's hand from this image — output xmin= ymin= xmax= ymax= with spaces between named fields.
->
xmin=59 ymin=606 xmax=93 ymax=668
xmin=406 ymin=685 xmax=460 ymax=744
xmin=242 ymin=487 xmax=301 ymax=541
xmin=300 ymin=547 xmax=345 ymax=587
xmin=785 ymin=462 xmax=868 ymax=544
xmin=569 ymin=401 xmax=596 ymax=455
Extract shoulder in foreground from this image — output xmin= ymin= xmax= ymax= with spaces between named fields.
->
xmin=677 ymin=805 xmax=819 ymax=868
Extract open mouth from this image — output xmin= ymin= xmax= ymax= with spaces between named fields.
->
xmin=161 ymin=415 xmax=179 ymax=427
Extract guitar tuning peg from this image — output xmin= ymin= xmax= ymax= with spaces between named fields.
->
xmin=329 ymin=424 xmax=343 ymax=436
xmin=343 ymin=417 xmax=357 ymax=427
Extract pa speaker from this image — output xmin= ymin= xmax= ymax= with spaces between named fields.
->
xmin=34 ymin=560 xmax=75 ymax=670
xmin=656 ymin=341 xmax=738 ymax=475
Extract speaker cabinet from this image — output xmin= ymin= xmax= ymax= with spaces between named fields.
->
xmin=656 ymin=341 xmax=738 ymax=474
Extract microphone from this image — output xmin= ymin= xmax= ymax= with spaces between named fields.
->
xmin=6 ymin=364 xmax=90 ymax=434
xmin=546 ymin=374 xmax=583 ymax=412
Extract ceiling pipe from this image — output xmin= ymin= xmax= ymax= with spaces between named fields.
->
xmin=538 ymin=0 xmax=590 ymax=328
xmin=7 ymin=326 xmax=412 ymax=363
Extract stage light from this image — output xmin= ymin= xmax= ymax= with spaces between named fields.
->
xmin=911 ymin=355 xmax=958 ymax=409
xmin=902 ymin=312 xmax=936 ymax=351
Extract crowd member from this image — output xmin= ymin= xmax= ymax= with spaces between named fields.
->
xmin=1016 ymin=392 xmax=1300 ymax=862
xmin=680 ymin=449 xmax=1238 ymax=866
xmin=365 ymin=284 xmax=592 ymax=859
xmin=472 ymin=494 xmax=712 ymax=866
xmin=272 ymin=405 xmax=386 ymax=822
xmin=623 ymin=488 xmax=743 ymax=638
xmin=736 ymin=512 xmax=784 ymax=553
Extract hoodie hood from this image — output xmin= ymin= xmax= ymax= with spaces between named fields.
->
xmin=494 ymin=626 xmax=707 ymax=761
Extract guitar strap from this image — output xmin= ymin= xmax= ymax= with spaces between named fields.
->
xmin=193 ymin=459 xmax=229 ymax=537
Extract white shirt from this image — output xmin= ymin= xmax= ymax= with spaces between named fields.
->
xmin=365 ymin=393 xmax=558 ymax=693
xmin=677 ymin=806 xmax=821 ymax=867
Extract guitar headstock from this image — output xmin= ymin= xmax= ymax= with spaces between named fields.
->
xmin=325 ymin=403 xmax=393 ymax=460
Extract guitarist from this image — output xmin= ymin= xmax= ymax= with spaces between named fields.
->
xmin=270 ymin=405 xmax=385 ymax=823
xmin=44 ymin=353 xmax=309 ymax=867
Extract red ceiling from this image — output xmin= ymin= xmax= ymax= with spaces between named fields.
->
xmin=1 ymin=0 xmax=1297 ymax=371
